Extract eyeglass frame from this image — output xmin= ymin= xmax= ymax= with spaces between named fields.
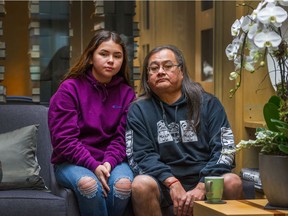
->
xmin=147 ymin=62 xmax=182 ymax=75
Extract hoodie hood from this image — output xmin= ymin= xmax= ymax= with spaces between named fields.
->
xmin=151 ymin=91 xmax=186 ymax=107
xmin=152 ymin=93 xmax=186 ymax=127
xmin=86 ymin=69 xmax=124 ymax=101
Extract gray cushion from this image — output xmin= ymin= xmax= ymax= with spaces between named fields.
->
xmin=0 ymin=125 xmax=46 ymax=190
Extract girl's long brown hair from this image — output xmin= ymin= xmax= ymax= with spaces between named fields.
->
xmin=62 ymin=30 xmax=131 ymax=85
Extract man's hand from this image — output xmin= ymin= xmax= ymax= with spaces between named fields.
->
xmin=168 ymin=181 xmax=206 ymax=216
xmin=188 ymin=182 xmax=206 ymax=201
xmin=181 ymin=183 xmax=206 ymax=215
xmin=169 ymin=181 xmax=189 ymax=216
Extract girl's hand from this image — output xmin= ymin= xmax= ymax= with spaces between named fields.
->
xmin=103 ymin=162 xmax=111 ymax=173
xmin=95 ymin=165 xmax=110 ymax=197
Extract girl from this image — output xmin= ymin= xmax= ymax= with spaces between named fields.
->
xmin=48 ymin=30 xmax=136 ymax=216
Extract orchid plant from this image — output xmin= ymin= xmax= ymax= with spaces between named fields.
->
xmin=226 ymin=0 xmax=288 ymax=155
xmin=226 ymin=0 xmax=288 ymax=98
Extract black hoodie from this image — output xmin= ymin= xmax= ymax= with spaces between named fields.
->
xmin=126 ymin=92 xmax=235 ymax=187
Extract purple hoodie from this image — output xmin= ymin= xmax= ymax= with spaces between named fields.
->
xmin=48 ymin=70 xmax=136 ymax=172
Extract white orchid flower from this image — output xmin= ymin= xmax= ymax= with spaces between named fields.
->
xmin=244 ymin=56 xmax=255 ymax=72
xmin=231 ymin=17 xmax=243 ymax=36
xmin=257 ymin=3 xmax=287 ymax=26
xmin=227 ymin=0 xmax=288 ymax=98
xmin=251 ymin=1 xmax=267 ymax=20
xmin=254 ymin=30 xmax=282 ymax=48
xmin=247 ymin=22 xmax=259 ymax=39
xmin=225 ymin=44 xmax=238 ymax=60
xmin=241 ymin=16 xmax=252 ymax=33
xmin=225 ymin=37 xmax=242 ymax=60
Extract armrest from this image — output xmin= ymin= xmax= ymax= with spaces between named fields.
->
xmin=242 ymin=179 xmax=255 ymax=199
xmin=49 ymin=164 xmax=80 ymax=216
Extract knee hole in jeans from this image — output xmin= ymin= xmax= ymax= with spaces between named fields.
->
xmin=114 ymin=178 xmax=132 ymax=200
xmin=77 ymin=176 xmax=98 ymax=199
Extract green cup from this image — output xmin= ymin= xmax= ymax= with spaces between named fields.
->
xmin=204 ymin=176 xmax=224 ymax=204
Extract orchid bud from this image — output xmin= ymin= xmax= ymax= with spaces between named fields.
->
xmin=229 ymin=72 xmax=239 ymax=80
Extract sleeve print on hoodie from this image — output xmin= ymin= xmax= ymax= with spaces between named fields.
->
xmin=217 ymin=127 xmax=235 ymax=166
xmin=126 ymin=129 xmax=141 ymax=175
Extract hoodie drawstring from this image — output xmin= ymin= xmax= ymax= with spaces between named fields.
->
xmin=93 ymin=84 xmax=109 ymax=102
xmin=160 ymin=101 xmax=178 ymax=125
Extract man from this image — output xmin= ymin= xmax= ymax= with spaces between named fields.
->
xmin=126 ymin=45 xmax=242 ymax=216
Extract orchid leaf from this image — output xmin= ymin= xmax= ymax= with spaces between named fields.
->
xmin=267 ymin=95 xmax=281 ymax=107
xmin=279 ymin=144 xmax=288 ymax=154
xmin=263 ymin=96 xmax=280 ymax=132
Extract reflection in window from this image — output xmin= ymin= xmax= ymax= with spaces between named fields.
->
xmin=201 ymin=0 xmax=213 ymax=11
xmin=143 ymin=1 xmax=150 ymax=29
xmin=142 ymin=44 xmax=150 ymax=59
xmin=201 ymin=29 xmax=213 ymax=82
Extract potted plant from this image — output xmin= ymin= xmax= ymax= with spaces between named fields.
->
xmin=225 ymin=0 xmax=288 ymax=208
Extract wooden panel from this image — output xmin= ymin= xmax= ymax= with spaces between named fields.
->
xmin=136 ymin=1 xmax=195 ymax=81
xmin=195 ymin=2 xmax=214 ymax=94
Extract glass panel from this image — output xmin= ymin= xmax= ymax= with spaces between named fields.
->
xmin=201 ymin=28 xmax=213 ymax=82
xmin=201 ymin=0 xmax=213 ymax=11
xmin=144 ymin=0 xmax=150 ymax=29
xmin=29 ymin=1 xmax=70 ymax=105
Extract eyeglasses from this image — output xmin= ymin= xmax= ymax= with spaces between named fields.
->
xmin=147 ymin=63 xmax=181 ymax=74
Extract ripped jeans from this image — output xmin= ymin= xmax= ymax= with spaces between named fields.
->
xmin=54 ymin=162 xmax=133 ymax=216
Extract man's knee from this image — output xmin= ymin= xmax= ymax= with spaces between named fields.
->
xmin=132 ymin=175 xmax=159 ymax=196
xmin=223 ymin=173 xmax=243 ymax=199
xmin=77 ymin=176 xmax=98 ymax=198
xmin=131 ymin=175 xmax=162 ymax=215
xmin=223 ymin=173 xmax=242 ymax=188
xmin=114 ymin=177 xmax=132 ymax=199
xmin=132 ymin=175 xmax=156 ymax=189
